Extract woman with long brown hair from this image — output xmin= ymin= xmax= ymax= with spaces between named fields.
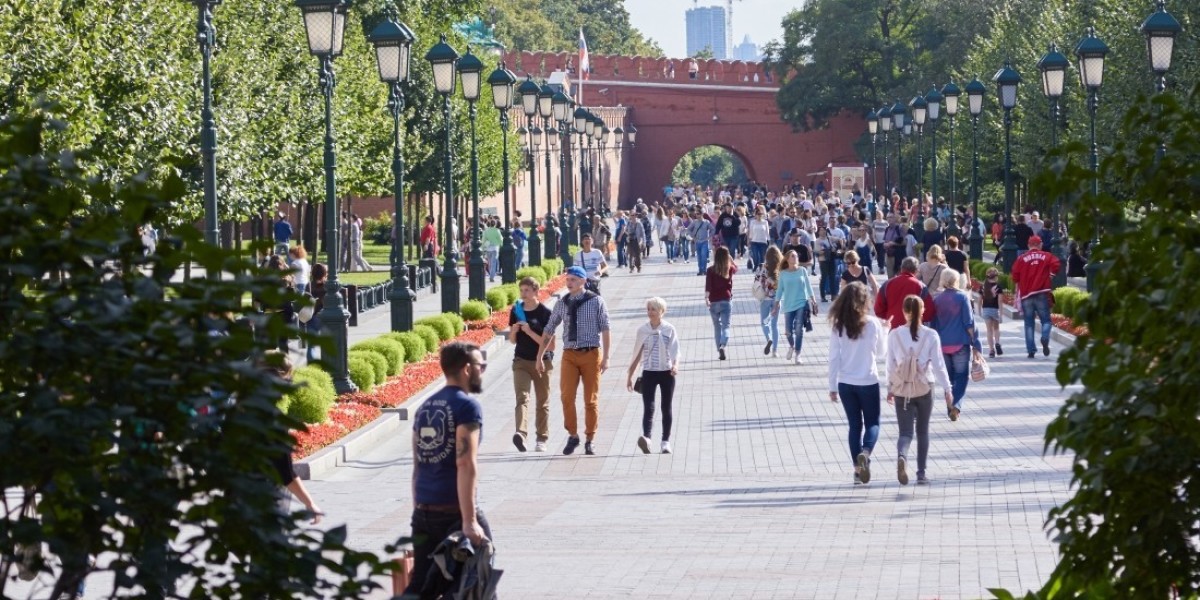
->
xmin=886 ymin=294 xmax=953 ymax=485
xmin=828 ymin=282 xmax=889 ymax=485
xmin=756 ymin=246 xmax=783 ymax=356
xmin=704 ymin=246 xmax=737 ymax=360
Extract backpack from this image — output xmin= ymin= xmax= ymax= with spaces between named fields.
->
xmin=751 ymin=267 xmax=768 ymax=301
xmin=890 ymin=331 xmax=933 ymax=398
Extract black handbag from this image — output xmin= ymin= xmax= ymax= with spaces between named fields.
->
xmin=633 ymin=375 xmax=643 ymax=394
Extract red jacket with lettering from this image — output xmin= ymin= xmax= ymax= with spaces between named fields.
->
xmin=874 ymin=271 xmax=936 ymax=329
xmin=1011 ymin=249 xmax=1062 ymax=301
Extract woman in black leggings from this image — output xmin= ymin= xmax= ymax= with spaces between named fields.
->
xmin=626 ymin=296 xmax=681 ymax=454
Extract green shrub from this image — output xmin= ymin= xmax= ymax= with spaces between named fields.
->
xmin=567 ymin=245 xmax=581 ymax=260
xmin=346 ymin=355 xmax=376 ymax=392
xmin=412 ymin=324 xmax=440 ymax=354
xmin=352 ymin=339 xmax=404 ymax=375
xmin=516 ymin=266 xmax=547 ymax=285
xmin=485 ymin=287 xmax=509 ymax=311
xmin=1053 ymin=287 xmax=1089 ymax=320
xmin=442 ymin=312 xmax=465 ymax=335
xmin=416 ymin=315 xmax=455 ymax=341
xmin=385 ymin=331 xmax=428 ymax=362
xmin=541 ymin=257 xmax=564 ymax=278
xmin=461 ymin=300 xmax=490 ymax=322
xmin=499 ymin=283 xmax=520 ymax=305
xmin=286 ymin=365 xmax=337 ymax=424
xmin=350 ymin=350 xmax=388 ymax=386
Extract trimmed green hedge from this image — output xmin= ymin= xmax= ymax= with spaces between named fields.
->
xmin=412 ymin=324 xmax=440 ymax=354
xmin=462 ymin=300 xmax=490 ymax=321
xmin=516 ymin=266 xmax=548 ymax=285
xmin=541 ymin=257 xmax=564 ymax=279
xmin=384 ymin=331 xmax=428 ymax=362
xmin=1052 ymin=287 xmax=1089 ymax=321
xmin=416 ymin=315 xmax=455 ymax=341
xmin=286 ymin=365 xmax=337 ymax=424
xmin=496 ymin=283 xmax=519 ymax=305
xmin=485 ymin=287 xmax=509 ymax=311
xmin=351 ymin=350 xmax=388 ymax=386
xmin=346 ymin=355 xmax=376 ymax=392
xmin=969 ymin=259 xmax=1013 ymax=291
xmin=442 ymin=312 xmax=465 ymax=336
xmin=352 ymin=338 xmax=404 ymax=375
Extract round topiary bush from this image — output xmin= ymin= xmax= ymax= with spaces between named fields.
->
xmin=386 ymin=331 xmax=427 ymax=362
xmin=350 ymin=350 xmax=388 ymax=386
xmin=541 ymin=257 xmax=564 ymax=278
xmin=461 ymin=300 xmax=490 ymax=322
xmin=485 ymin=287 xmax=509 ymax=311
xmin=346 ymin=355 xmax=376 ymax=393
xmin=412 ymin=324 xmax=440 ymax=354
xmin=352 ymin=339 xmax=404 ymax=375
xmin=416 ymin=315 xmax=455 ymax=341
xmin=442 ymin=312 xmax=465 ymax=336
xmin=516 ymin=266 xmax=547 ymax=285
xmin=498 ymin=283 xmax=520 ymax=305
xmin=286 ymin=365 xmax=337 ymax=424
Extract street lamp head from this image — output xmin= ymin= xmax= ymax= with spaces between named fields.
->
xmin=537 ymin=83 xmax=554 ymax=119
xmin=296 ymin=0 xmax=347 ymax=57
xmin=965 ymin=78 xmax=986 ymax=116
xmin=367 ymin=10 xmax=415 ymax=83
xmin=1074 ymin=26 xmax=1109 ymax=90
xmin=573 ymin=107 xmax=588 ymax=133
xmin=547 ymin=125 xmax=560 ymax=147
xmin=518 ymin=76 xmax=540 ymax=117
xmin=878 ymin=105 xmax=892 ymax=131
xmin=592 ymin=117 xmax=604 ymax=141
xmin=941 ymin=81 xmax=961 ymax=117
xmin=486 ymin=63 xmax=518 ymax=110
xmin=424 ymin=35 xmax=459 ymax=96
xmin=866 ymin=109 xmax=878 ymax=134
xmin=925 ymin=86 xmax=943 ymax=120
xmin=1036 ymin=43 xmax=1070 ymax=99
xmin=602 ymin=127 xmax=611 ymax=144
xmin=992 ymin=62 xmax=1021 ymax=110
xmin=613 ymin=126 xmax=624 ymax=147
xmin=551 ymin=91 xmax=570 ymax=121
xmin=909 ymin=94 xmax=928 ymax=125
xmin=530 ymin=125 xmax=543 ymax=149
xmin=890 ymin=100 xmax=906 ymax=130
xmin=627 ymin=124 xmax=637 ymax=147
xmin=1141 ymin=0 xmax=1182 ymax=75
xmin=903 ymin=121 xmax=912 ymax=136
xmin=457 ymin=47 xmax=484 ymax=103
xmin=585 ymin=113 xmax=597 ymax=137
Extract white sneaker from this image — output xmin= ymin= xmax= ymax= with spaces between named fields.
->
xmin=771 ymin=351 xmax=780 ymax=358
xmin=637 ymin=436 xmax=651 ymax=454
xmin=793 ymin=354 xmax=803 ymax=365
xmin=534 ymin=441 xmax=547 ymax=452
xmin=661 ymin=441 xmax=672 ymax=454
xmin=786 ymin=348 xmax=794 ymax=360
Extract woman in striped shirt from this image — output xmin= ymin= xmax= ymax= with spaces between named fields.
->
xmin=627 ymin=297 xmax=681 ymax=454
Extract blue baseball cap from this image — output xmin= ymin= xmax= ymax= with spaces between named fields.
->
xmin=566 ymin=266 xmax=587 ymax=279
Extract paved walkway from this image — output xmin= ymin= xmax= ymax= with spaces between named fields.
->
xmin=311 ymin=248 xmax=1076 ymax=599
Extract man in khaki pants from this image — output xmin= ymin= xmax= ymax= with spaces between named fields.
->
xmin=537 ymin=267 xmax=611 ymax=456
xmin=508 ymin=277 xmax=554 ymax=452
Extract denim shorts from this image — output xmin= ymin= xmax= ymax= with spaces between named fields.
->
xmin=981 ymin=307 xmax=1001 ymax=323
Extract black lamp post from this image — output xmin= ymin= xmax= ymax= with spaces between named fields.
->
xmin=925 ymin=86 xmax=943 ymax=203
xmin=910 ymin=94 xmax=927 ymax=198
xmin=425 ymin=35 xmax=461 ymax=313
xmin=878 ymin=105 xmax=892 ymax=202
xmin=1142 ymin=0 xmax=1182 ymax=159
xmin=1075 ymin=27 xmax=1108 ymax=292
xmin=1038 ymin=43 xmax=1069 ymax=288
xmin=599 ymin=124 xmax=611 ymax=212
xmin=993 ymin=62 xmax=1021 ymax=273
xmin=551 ymin=90 xmax=572 ymax=238
xmin=866 ymin=110 xmax=878 ymax=209
xmin=190 ymin=0 xmax=221 ymax=247
xmin=941 ymin=82 xmax=961 ymax=210
xmin=891 ymin=100 xmax=906 ymax=197
xmin=368 ymin=9 xmax=417 ymax=332
xmin=517 ymin=77 xmax=542 ymax=266
xmin=457 ymin=48 xmax=486 ymax=301
xmin=573 ymin=106 xmax=589 ymax=227
xmin=296 ymin=0 xmax=355 ymax=393
xmin=487 ymin=64 xmax=518 ymax=284
xmin=965 ymin=78 xmax=986 ymax=260
xmin=537 ymin=83 xmax=557 ymax=262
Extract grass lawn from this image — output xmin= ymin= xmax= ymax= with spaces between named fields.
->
xmin=337 ymin=271 xmax=392 ymax=287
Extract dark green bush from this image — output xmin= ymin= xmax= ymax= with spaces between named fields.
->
xmin=412 ymin=324 xmax=440 ymax=354
xmin=350 ymin=350 xmax=388 ymax=386
xmin=461 ymin=300 xmax=490 ymax=322
xmin=352 ymin=339 xmax=404 ymax=375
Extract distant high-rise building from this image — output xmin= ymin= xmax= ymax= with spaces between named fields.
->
xmin=686 ymin=6 xmax=727 ymax=59
xmin=732 ymin=34 xmax=760 ymax=61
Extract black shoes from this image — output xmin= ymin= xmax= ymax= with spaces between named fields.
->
xmin=763 ymin=341 xmax=772 ymax=355
xmin=718 ymin=347 xmax=727 ymax=361
xmin=995 ymin=343 xmax=1003 ymax=356
xmin=1028 ymin=351 xmax=1036 ymax=358
xmin=1042 ymin=340 xmax=1050 ymax=356
xmin=584 ymin=441 xmax=596 ymax=455
xmin=563 ymin=436 xmax=580 ymax=455
xmin=512 ymin=433 xmax=526 ymax=452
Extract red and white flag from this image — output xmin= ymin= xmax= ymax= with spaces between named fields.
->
xmin=578 ymin=28 xmax=590 ymax=80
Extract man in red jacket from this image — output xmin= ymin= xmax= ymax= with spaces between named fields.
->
xmin=874 ymin=256 xmax=936 ymax=329
xmin=1010 ymin=235 xmax=1062 ymax=358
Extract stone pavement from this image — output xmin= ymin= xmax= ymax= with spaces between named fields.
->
xmin=308 ymin=247 xmax=1077 ymax=599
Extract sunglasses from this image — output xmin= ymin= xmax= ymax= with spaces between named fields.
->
xmin=471 ymin=362 xmax=488 ymax=373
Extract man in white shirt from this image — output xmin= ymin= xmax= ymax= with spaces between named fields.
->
xmin=576 ymin=233 xmax=608 ymax=294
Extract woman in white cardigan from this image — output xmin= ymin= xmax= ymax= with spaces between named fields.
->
xmin=886 ymin=294 xmax=953 ymax=486
xmin=827 ymin=282 xmax=889 ymax=485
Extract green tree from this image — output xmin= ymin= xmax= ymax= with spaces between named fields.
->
xmin=692 ymin=46 xmax=715 ymax=60
xmin=0 ymin=110 xmax=395 ymax=598
xmin=488 ymin=0 xmax=662 ymax=56
xmin=671 ymin=146 xmax=748 ymax=188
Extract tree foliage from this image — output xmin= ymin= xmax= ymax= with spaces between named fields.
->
xmin=487 ymin=0 xmax=662 ymax=56
xmin=670 ymin=146 xmax=748 ymax=188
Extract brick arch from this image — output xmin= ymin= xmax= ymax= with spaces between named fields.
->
xmin=665 ymin=143 xmax=758 ymax=186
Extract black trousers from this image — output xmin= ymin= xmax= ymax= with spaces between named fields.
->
xmin=640 ymin=370 xmax=676 ymax=441
xmin=405 ymin=508 xmax=492 ymax=599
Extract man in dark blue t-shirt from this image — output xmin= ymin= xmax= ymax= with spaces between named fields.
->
xmin=273 ymin=212 xmax=292 ymax=256
xmin=407 ymin=342 xmax=490 ymax=598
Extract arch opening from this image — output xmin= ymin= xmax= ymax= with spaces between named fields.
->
xmin=668 ymin=145 xmax=753 ymax=190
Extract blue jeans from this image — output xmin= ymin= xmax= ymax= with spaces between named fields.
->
xmin=617 ymin=239 xmax=627 ymax=267
xmin=759 ymin=298 xmax=779 ymax=349
xmin=486 ymin=249 xmax=499 ymax=280
xmin=665 ymin=239 xmax=677 ymax=260
xmin=680 ymin=239 xmax=691 ymax=260
xmin=839 ymin=382 xmax=881 ymax=465
xmin=943 ymin=345 xmax=971 ymax=409
xmin=783 ymin=308 xmax=806 ymax=354
xmin=721 ymin=233 xmax=738 ymax=253
xmin=749 ymin=241 xmax=768 ymax=270
xmin=819 ymin=260 xmax=837 ymax=299
xmin=708 ymin=300 xmax=732 ymax=349
xmin=695 ymin=241 xmax=711 ymax=275
xmin=1022 ymin=293 xmax=1052 ymax=354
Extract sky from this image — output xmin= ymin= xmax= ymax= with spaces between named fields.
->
xmin=626 ymin=0 xmax=793 ymax=60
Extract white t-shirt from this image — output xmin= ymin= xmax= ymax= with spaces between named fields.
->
xmin=634 ymin=321 xmax=680 ymax=372
xmin=828 ymin=316 xmax=888 ymax=391
xmin=748 ymin=218 xmax=771 ymax=243
xmin=292 ymin=258 xmax=311 ymax=286
xmin=576 ymin=249 xmax=605 ymax=279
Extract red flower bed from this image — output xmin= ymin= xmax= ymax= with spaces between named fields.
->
xmin=1052 ymin=314 xmax=1089 ymax=338
xmin=292 ymin=402 xmax=382 ymax=459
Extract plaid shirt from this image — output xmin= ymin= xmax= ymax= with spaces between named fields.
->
xmin=545 ymin=291 xmax=610 ymax=349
